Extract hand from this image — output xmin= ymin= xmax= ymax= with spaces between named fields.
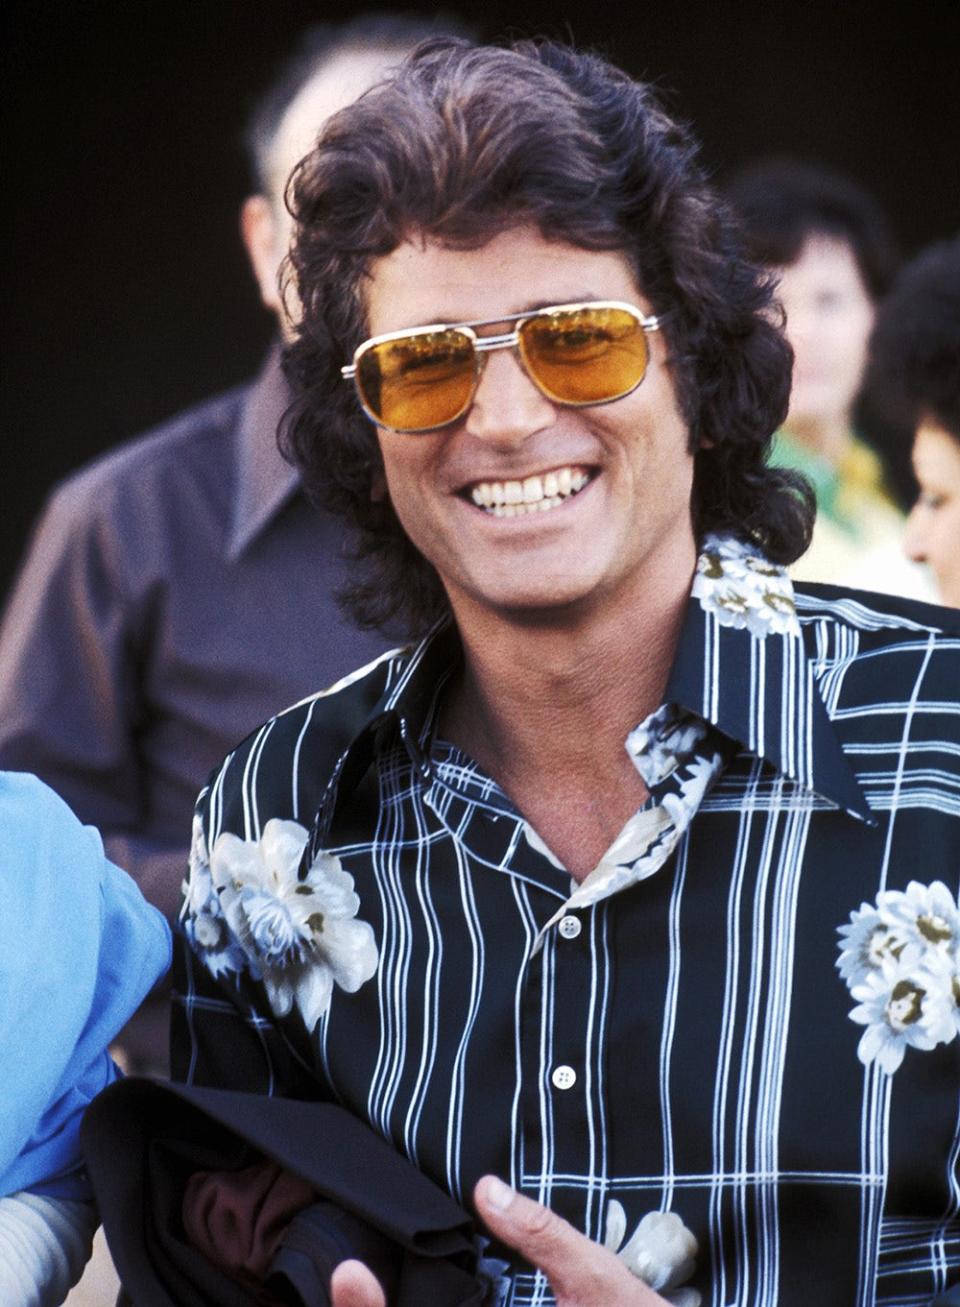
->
xmin=474 ymin=1175 xmax=671 ymax=1307
xmin=329 ymin=1259 xmax=386 ymax=1307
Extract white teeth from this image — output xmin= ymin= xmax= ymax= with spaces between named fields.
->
xmin=491 ymin=497 xmax=565 ymax=517
xmin=467 ymin=466 xmax=592 ymax=515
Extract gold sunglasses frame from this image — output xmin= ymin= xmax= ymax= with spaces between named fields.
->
xmin=340 ymin=300 xmax=661 ymax=433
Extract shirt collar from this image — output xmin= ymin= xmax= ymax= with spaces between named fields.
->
xmin=227 ymin=342 xmax=301 ymax=560
xmin=667 ymin=534 xmax=873 ymax=822
xmin=323 ymin=535 xmax=874 ymax=830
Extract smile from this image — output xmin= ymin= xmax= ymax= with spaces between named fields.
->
xmin=466 ymin=466 xmax=592 ymax=517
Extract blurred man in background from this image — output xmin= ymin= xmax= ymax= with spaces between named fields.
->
xmin=0 ymin=14 xmax=462 ymax=1071
xmin=727 ymin=157 xmax=933 ymax=599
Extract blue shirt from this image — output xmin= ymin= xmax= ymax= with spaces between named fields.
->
xmin=0 ymin=773 xmax=171 ymax=1200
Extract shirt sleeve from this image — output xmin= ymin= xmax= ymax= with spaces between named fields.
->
xmin=171 ymin=925 xmax=319 ymax=1099
xmin=0 ymin=480 xmax=186 ymax=913
xmin=0 ymin=773 xmax=172 ymax=1199
xmin=102 ymin=835 xmax=193 ymax=929
xmin=0 ymin=1193 xmax=98 ymax=1307
xmin=0 ymin=480 xmax=144 ymax=825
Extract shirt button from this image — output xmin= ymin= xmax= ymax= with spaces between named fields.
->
xmin=558 ymin=915 xmax=581 ymax=940
xmin=551 ymin=1064 xmax=577 ymax=1091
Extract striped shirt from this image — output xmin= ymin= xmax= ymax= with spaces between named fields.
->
xmin=173 ymin=536 xmax=960 ymax=1306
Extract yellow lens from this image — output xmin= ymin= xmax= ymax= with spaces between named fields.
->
xmin=518 ymin=306 xmax=649 ymax=404
xmin=356 ymin=330 xmax=477 ymax=431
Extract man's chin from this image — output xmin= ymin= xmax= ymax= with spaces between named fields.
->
xmin=445 ymin=573 xmax=610 ymax=627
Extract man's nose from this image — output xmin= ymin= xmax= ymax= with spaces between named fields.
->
xmin=463 ymin=347 xmax=556 ymax=447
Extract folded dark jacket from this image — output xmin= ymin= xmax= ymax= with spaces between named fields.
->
xmin=81 ymin=1078 xmax=490 ymax=1306
xmin=180 ymin=1157 xmax=315 ymax=1294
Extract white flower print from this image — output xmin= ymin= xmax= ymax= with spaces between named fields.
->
xmin=692 ymin=534 xmax=799 ymax=638
xmin=836 ymin=901 xmax=916 ymax=987
xmin=627 ymin=704 xmax=709 ymax=788
xmin=882 ymin=880 xmax=960 ymax=959
xmin=181 ymin=815 xmax=245 ymax=979
xmin=848 ymin=958 xmax=955 ymax=1074
xmin=923 ymin=945 xmax=960 ymax=1039
xmin=838 ymin=880 xmax=960 ymax=1073
xmin=185 ymin=817 xmax=379 ymax=1030
xmin=660 ymin=751 xmax=723 ymax=835
xmin=604 ymin=1200 xmax=699 ymax=1302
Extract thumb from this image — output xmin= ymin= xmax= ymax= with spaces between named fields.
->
xmin=329 ymin=1259 xmax=387 ymax=1307
xmin=474 ymin=1175 xmax=647 ymax=1305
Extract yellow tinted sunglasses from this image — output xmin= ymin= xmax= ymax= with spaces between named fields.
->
xmin=341 ymin=300 xmax=661 ymax=433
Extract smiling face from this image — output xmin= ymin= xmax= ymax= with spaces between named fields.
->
xmin=363 ymin=226 xmax=697 ymax=627
xmin=904 ymin=419 xmax=960 ymax=606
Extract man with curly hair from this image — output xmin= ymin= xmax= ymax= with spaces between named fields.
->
xmin=172 ymin=37 xmax=960 ymax=1307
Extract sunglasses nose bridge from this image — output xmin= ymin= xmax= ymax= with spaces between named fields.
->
xmin=472 ymin=328 xmax=522 ymax=361
xmin=472 ymin=329 xmax=552 ymax=400
xmin=464 ymin=337 xmax=558 ymax=446
xmin=473 ymin=327 xmax=551 ymax=401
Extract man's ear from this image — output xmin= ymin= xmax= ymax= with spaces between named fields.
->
xmin=240 ymin=195 xmax=284 ymax=315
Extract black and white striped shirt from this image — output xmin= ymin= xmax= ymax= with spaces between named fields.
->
xmin=173 ymin=537 xmax=960 ymax=1306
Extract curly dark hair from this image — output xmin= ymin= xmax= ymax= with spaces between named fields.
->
xmin=282 ymin=37 xmax=813 ymax=636
xmin=864 ymin=236 xmax=960 ymax=443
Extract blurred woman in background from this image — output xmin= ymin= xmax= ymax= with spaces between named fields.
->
xmin=864 ymin=236 xmax=960 ymax=607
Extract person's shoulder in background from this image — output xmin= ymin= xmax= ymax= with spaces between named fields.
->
xmin=791 ymin=515 xmax=938 ymax=603
xmin=33 ymin=381 xmax=251 ymax=552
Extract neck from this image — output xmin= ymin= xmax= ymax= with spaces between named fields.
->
xmin=784 ymin=414 xmax=853 ymax=467
xmin=441 ymin=538 xmax=695 ymax=788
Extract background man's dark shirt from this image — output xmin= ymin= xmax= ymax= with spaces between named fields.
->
xmin=0 ymin=349 xmax=388 ymax=1060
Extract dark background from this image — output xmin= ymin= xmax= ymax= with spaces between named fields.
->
xmin=3 ymin=0 xmax=958 ymax=598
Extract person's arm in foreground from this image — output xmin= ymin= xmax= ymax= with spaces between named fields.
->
xmin=0 ymin=1192 xmax=98 ymax=1307
xmin=0 ymin=773 xmax=171 ymax=1305
xmin=329 ymin=1176 xmax=671 ymax=1307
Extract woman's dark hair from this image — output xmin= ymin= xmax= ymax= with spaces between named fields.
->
xmin=725 ymin=156 xmax=899 ymax=302
xmin=864 ymin=236 xmax=960 ymax=443
xmin=282 ymin=37 xmax=812 ymax=636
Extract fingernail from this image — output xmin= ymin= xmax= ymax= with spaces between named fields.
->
xmin=483 ymin=1176 xmax=516 ymax=1212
